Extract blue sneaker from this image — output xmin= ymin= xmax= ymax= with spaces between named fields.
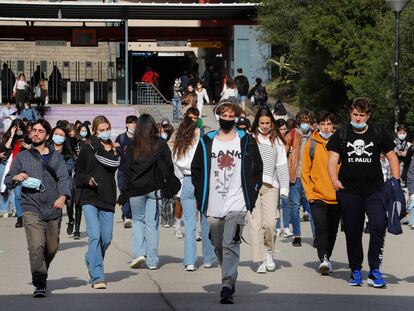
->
xmin=349 ymin=270 xmax=363 ymax=286
xmin=367 ymin=269 xmax=387 ymax=288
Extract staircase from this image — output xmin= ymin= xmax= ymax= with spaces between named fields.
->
xmin=44 ymin=104 xmax=138 ymax=139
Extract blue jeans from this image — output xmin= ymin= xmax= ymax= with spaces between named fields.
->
xmin=82 ymin=204 xmax=114 ymax=284
xmin=289 ymin=178 xmax=303 ymax=236
xmin=181 ymin=176 xmax=216 ymax=266
xmin=172 ymin=97 xmax=181 ymax=122
xmin=0 ymin=162 xmax=10 ymax=214
xmin=13 ymin=184 xmax=22 ymax=217
xmin=117 ymin=170 xmax=131 ymax=220
xmin=130 ymin=192 xmax=160 ymax=268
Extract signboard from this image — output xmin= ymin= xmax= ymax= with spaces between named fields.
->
xmin=157 ymin=41 xmax=189 ymax=47
xmin=190 ymin=41 xmax=222 ymax=49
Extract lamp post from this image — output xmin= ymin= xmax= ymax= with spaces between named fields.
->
xmin=386 ymin=0 xmax=410 ymax=129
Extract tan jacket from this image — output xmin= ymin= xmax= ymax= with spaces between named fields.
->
xmin=285 ymin=129 xmax=309 ymax=183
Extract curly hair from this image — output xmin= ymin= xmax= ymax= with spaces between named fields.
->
xmin=215 ymin=98 xmax=242 ymax=117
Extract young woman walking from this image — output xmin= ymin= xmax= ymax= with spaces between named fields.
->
xmin=74 ymin=116 xmax=120 ymax=289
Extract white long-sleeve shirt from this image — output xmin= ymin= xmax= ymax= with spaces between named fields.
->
xmin=195 ymin=88 xmax=209 ymax=115
xmin=220 ymin=87 xmax=238 ymax=101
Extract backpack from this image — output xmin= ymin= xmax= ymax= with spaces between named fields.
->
xmin=254 ymin=86 xmax=267 ymax=103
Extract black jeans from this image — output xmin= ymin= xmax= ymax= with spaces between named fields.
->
xmin=23 ymin=211 xmax=61 ymax=288
xmin=310 ymin=200 xmax=341 ymax=262
xmin=337 ymin=189 xmax=386 ymax=271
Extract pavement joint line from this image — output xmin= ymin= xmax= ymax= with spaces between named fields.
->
xmin=146 ymin=271 xmax=177 ymax=311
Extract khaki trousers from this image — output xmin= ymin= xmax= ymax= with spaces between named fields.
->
xmin=247 ymin=184 xmax=279 ymax=262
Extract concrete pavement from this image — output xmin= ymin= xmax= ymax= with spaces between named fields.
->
xmin=1 ymin=210 xmax=414 ymax=311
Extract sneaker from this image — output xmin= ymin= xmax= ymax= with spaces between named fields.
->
xmin=349 ymin=269 xmax=363 ymax=286
xmin=265 ymin=250 xmax=275 ymax=271
xmin=124 ymin=219 xmax=132 ymax=229
xmin=2 ymin=212 xmax=8 ymax=218
xmin=163 ymin=224 xmax=170 ymax=228
xmin=367 ymin=269 xmax=387 ymax=288
xmin=175 ymin=228 xmax=183 ymax=239
xmin=196 ymin=232 xmax=202 ymax=241
xmin=130 ymin=255 xmax=146 ymax=269
xmin=67 ymin=221 xmax=74 ymax=235
xmin=276 ymin=229 xmax=282 ymax=237
xmin=303 ymin=212 xmax=310 ymax=221
xmin=292 ymin=236 xmax=302 ymax=247
xmin=319 ymin=259 xmax=332 ymax=275
xmin=220 ymin=287 xmax=234 ymax=304
xmin=73 ymin=231 xmax=80 ymax=240
xmin=92 ymin=282 xmax=106 ymax=289
xmin=256 ymin=262 xmax=267 ymax=274
xmin=203 ymin=260 xmax=217 ymax=268
xmin=148 ymin=266 xmax=158 ymax=270
xmin=33 ymin=286 xmax=46 ymax=298
xmin=283 ymin=228 xmax=293 ymax=238
xmin=15 ymin=216 xmax=23 ymax=228
xmin=411 ymin=224 xmax=414 ymax=230
xmin=185 ymin=264 xmax=196 ymax=271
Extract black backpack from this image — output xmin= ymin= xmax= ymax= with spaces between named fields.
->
xmin=254 ymin=86 xmax=267 ymax=103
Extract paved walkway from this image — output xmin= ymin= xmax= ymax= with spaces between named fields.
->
xmin=0 ymin=211 xmax=413 ymax=311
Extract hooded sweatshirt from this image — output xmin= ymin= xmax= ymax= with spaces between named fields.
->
xmin=301 ymin=131 xmax=338 ymax=205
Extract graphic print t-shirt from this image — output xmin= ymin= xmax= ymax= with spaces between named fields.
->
xmin=207 ymin=135 xmax=246 ymax=218
xmin=327 ymin=125 xmax=395 ymax=195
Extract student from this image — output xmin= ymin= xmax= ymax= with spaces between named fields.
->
xmin=327 ymin=97 xmax=399 ymax=288
xmin=20 ymin=102 xmax=37 ymax=122
xmin=5 ymin=119 xmax=71 ymax=297
xmin=195 ymin=81 xmax=209 ymax=116
xmin=249 ymin=107 xmax=289 ymax=274
xmin=172 ymin=117 xmax=216 ymax=271
xmin=234 ymin=68 xmax=249 ymax=112
xmin=115 ymin=115 xmax=138 ymax=229
xmin=118 ymin=114 xmax=179 ymax=270
xmin=74 ymin=116 xmax=120 ymax=289
xmin=301 ymin=111 xmax=340 ymax=275
xmin=191 ymin=99 xmax=263 ymax=304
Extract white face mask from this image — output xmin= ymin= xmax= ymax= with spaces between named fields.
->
xmin=161 ymin=132 xmax=168 ymax=140
xmin=127 ymin=127 xmax=135 ymax=135
xmin=258 ymin=127 xmax=271 ymax=135
xmin=398 ymin=133 xmax=407 ymax=141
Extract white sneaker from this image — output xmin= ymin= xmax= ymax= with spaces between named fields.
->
xmin=283 ymin=228 xmax=293 ymax=238
xmin=148 ymin=266 xmax=158 ymax=270
xmin=130 ymin=255 xmax=146 ymax=269
xmin=2 ymin=212 xmax=8 ymax=218
xmin=185 ymin=264 xmax=196 ymax=271
xmin=265 ymin=250 xmax=276 ymax=271
xmin=196 ymin=232 xmax=202 ymax=241
xmin=276 ymin=229 xmax=282 ymax=237
xmin=124 ymin=219 xmax=132 ymax=228
xmin=319 ymin=259 xmax=332 ymax=275
xmin=256 ymin=262 xmax=267 ymax=274
xmin=175 ymin=228 xmax=183 ymax=239
xmin=411 ymin=224 xmax=414 ymax=230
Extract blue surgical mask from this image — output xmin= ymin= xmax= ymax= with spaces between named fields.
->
xmin=350 ymin=121 xmax=366 ymax=130
xmin=52 ymin=134 xmax=65 ymax=145
xmin=160 ymin=132 xmax=168 ymax=140
xmin=300 ymin=123 xmax=311 ymax=133
xmin=22 ymin=177 xmax=44 ymax=192
xmin=319 ymin=132 xmax=332 ymax=140
xmin=80 ymin=130 xmax=88 ymax=138
xmin=98 ymin=130 xmax=111 ymax=141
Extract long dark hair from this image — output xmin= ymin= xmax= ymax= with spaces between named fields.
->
xmin=51 ymin=126 xmax=75 ymax=159
xmin=173 ymin=117 xmax=198 ymax=160
xmin=133 ymin=114 xmax=160 ymax=159
xmin=251 ymin=107 xmax=280 ymax=146
xmin=1 ymin=119 xmax=27 ymax=145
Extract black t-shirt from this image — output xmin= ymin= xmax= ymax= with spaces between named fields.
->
xmin=327 ymin=124 xmax=395 ymax=195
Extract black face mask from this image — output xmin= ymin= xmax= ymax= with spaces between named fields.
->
xmin=219 ymin=118 xmax=235 ymax=131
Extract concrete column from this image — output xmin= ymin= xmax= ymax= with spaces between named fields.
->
xmin=112 ymin=81 xmax=117 ymax=105
xmin=125 ymin=19 xmax=129 ymax=105
xmin=90 ymin=81 xmax=94 ymax=104
xmin=66 ymin=81 xmax=71 ymax=104
xmin=0 ymin=80 xmax=2 ymax=104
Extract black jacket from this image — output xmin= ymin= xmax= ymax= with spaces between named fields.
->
xmin=118 ymin=139 xmax=177 ymax=203
xmin=73 ymin=136 xmax=120 ymax=212
xmin=191 ymin=129 xmax=263 ymax=215
xmin=234 ymin=75 xmax=249 ymax=96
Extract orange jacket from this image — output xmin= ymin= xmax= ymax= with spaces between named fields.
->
xmin=301 ymin=131 xmax=338 ymax=204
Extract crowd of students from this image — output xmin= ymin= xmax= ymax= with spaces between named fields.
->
xmin=0 ymin=95 xmax=412 ymax=304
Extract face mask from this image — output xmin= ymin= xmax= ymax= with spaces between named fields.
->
xmin=16 ymin=130 xmax=23 ymax=136
xmin=350 ymin=121 xmax=366 ymax=130
xmin=160 ymin=132 xmax=168 ymax=140
xmin=52 ymin=134 xmax=65 ymax=145
xmin=258 ymin=127 xmax=271 ymax=135
xmin=219 ymin=118 xmax=235 ymax=131
xmin=300 ymin=123 xmax=311 ymax=133
xmin=127 ymin=127 xmax=135 ymax=135
xmin=22 ymin=177 xmax=45 ymax=192
xmin=319 ymin=132 xmax=333 ymax=140
xmin=98 ymin=130 xmax=111 ymax=142
xmin=196 ymin=118 xmax=203 ymax=129
xmin=80 ymin=130 xmax=88 ymax=138
xmin=398 ymin=133 xmax=407 ymax=141
xmin=237 ymin=126 xmax=247 ymax=132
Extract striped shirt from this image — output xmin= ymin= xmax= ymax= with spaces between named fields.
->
xmin=257 ymin=135 xmax=290 ymax=196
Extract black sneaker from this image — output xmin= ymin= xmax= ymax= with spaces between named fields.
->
xmin=33 ymin=287 xmax=46 ymax=298
xmin=220 ymin=287 xmax=234 ymax=304
xmin=292 ymin=237 xmax=302 ymax=247
xmin=67 ymin=221 xmax=74 ymax=235
xmin=73 ymin=231 xmax=80 ymax=240
xmin=15 ymin=217 xmax=23 ymax=228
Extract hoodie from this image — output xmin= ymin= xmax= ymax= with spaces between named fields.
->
xmin=301 ymin=131 xmax=338 ymax=205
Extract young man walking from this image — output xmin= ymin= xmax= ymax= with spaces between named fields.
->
xmin=115 ymin=115 xmax=137 ymax=228
xmin=234 ymin=68 xmax=249 ymax=112
xmin=5 ymin=119 xmax=71 ymax=297
xmin=192 ymin=99 xmax=263 ymax=304
xmin=327 ymin=97 xmax=399 ymax=288
xmin=301 ymin=111 xmax=340 ymax=275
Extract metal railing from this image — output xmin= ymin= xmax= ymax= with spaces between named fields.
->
xmin=136 ymin=82 xmax=171 ymax=105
